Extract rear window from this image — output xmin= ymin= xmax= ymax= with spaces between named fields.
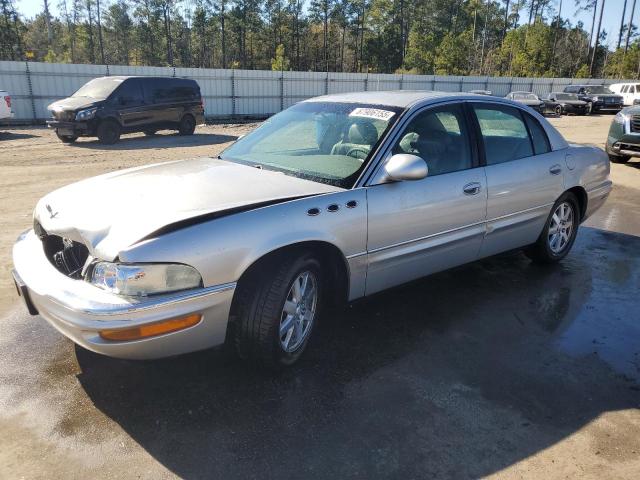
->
xmin=144 ymin=78 xmax=199 ymax=103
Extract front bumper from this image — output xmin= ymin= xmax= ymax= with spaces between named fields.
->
xmin=593 ymin=101 xmax=623 ymax=111
xmin=12 ymin=230 xmax=236 ymax=359
xmin=607 ymin=132 xmax=640 ymax=158
xmin=46 ymin=120 xmax=91 ymax=136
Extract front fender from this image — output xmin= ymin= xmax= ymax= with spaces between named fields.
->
xmin=118 ymin=189 xmax=368 ymax=297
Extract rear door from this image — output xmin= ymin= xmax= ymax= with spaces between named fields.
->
xmin=470 ymin=103 xmax=565 ymax=258
xmin=143 ymin=78 xmax=183 ymax=125
xmin=365 ymin=102 xmax=487 ymax=295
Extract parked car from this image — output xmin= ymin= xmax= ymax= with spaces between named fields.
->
xmin=545 ymin=92 xmax=589 ymax=115
xmin=505 ymin=91 xmax=546 ymax=114
xmin=469 ymin=90 xmax=493 ymax=96
xmin=47 ymin=76 xmax=205 ymax=144
xmin=13 ymin=91 xmax=612 ymax=367
xmin=0 ymin=89 xmax=13 ymax=121
xmin=608 ymin=82 xmax=640 ymax=106
xmin=563 ymin=85 xmax=623 ymax=113
xmin=606 ymin=106 xmax=640 ymax=163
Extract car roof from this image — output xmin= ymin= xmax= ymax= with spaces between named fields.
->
xmin=303 ymin=89 xmax=568 ymax=151
xmin=302 ymin=90 xmax=494 ymax=108
xmin=90 ymin=76 xmax=195 ymax=82
xmin=509 ymin=91 xmax=535 ymax=94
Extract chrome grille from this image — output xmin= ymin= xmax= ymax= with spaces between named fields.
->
xmin=52 ymin=110 xmax=75 ymax=121
xmin=631 ymin=115 xmax=640 ymax=133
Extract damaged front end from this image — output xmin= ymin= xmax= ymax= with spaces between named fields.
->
xmin=34 ymin=220 xmax=89 ymax=279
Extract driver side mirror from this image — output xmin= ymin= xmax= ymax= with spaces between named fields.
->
xmin=383 ymin=154 xmax=428 ymax=182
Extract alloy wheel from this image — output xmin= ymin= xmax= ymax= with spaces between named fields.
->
xmin=548 ymin=202 xmax=574 ymax=254
xmin=279 ymin=271 xmax=318 ymax=353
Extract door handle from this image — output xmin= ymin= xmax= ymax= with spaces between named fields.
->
xmin=463 ymin=182 xmax=481 ymax=195
xmin=549 ymin=164 xmax=562 ymax=175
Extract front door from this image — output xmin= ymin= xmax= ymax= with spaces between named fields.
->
xmin=365 ymin=103 xmax=487 ymax=295
xmin=112 ymin=79 xmax=149 ymax=129
xmin=469 ymin=102 xmax=566 ymax=258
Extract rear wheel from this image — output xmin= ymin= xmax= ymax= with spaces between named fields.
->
xmin=608 ymin=153 xmax=630 ymax=164
xmin=97 ymin=119 xmax=121 ymax=144
xmin=232 ymin=253 xmax=322 ymax=367
xmin=56 ymin=131 xmax=77 ymax=144
xmin=554 ymin=105 xmax=562 ymax=116
xmin=178 ymin=115 xmax=196 ymax=136
xmin=525 ymin=193 xmax=579 ymax=264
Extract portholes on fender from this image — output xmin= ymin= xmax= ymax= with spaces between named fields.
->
xmin=346 ymin=200 xmax=358 ymax=209
xmin=307 ymin=207 xmax=321 ymax=216
xmin=327 ymin=204 xmax=340 ymax=213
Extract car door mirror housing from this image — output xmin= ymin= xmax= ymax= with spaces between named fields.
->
xmin=383 ymin=154 xmax=428 ymax=182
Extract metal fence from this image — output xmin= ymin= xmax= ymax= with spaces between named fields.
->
xmin=0 ymin=60 xmax=630 ymax=123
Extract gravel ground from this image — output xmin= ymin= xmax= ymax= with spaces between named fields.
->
xmin=0 ymin=115 xmax=639 ymax=479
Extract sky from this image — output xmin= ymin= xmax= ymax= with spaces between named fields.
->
xmin=15 ymin=0 xmax=630 ymax=50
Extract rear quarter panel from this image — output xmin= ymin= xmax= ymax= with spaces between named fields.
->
xmin=563 ymin=145 xmax=612 ymax=220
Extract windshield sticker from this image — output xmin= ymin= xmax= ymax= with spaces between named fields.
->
xmin=349 ymin=108 xmax=395 ymax=121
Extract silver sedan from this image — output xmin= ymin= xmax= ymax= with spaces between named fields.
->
xmin=12 ymin=91 xmax=612 ymax=367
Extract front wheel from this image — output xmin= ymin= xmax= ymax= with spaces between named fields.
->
xmin=232 ymin=253 xmax=322 ymax=367
xmin=585 ymin=103 xmax=592 ymax=115
xmin=56 ymin=131 xmax=77 ymax=143
xmin=554 ymin=105 xmax=562 ymax=116
xmin=97 ymin=119 xmax=121 ymax=144
xmin=525 ymin=193 xmax=579 ymax=264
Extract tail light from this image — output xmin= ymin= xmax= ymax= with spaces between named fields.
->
xmin=4 ymin=95 xmax=10 ymax=109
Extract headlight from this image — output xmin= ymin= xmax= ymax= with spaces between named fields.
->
xmin=75 ymin=107 xmax=97 ymax=121
xmin=591 ymin=96 xmax=599 ymax=102
xmin=89 ymin=262 xmax=202 ymax=296
xmin=614 ymin=111 xmax=629 ymax=124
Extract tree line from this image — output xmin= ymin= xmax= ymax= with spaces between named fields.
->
xmin=1 ymin=0 xmax=639 ymax=78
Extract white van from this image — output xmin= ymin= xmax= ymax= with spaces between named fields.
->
xmin=609 ymin=82 xmax=640 ymax=106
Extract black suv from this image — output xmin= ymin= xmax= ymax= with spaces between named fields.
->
xmin=562 ymin=85 xmax=623 ymax=113
xmin=47 ymin=76 xmax=205 ymax=144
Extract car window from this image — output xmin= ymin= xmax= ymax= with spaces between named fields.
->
xmin=523 ymin=113 xmax=551 ymax=155
xmin=145 ymin=79 xmax=174 ymax=104
xmin=631 ymin=85 xmax=636 ymax=94
xmin=112 ymin=79 xmax=143 ymax=106
xmin=221 ymin=101 xmax=401 ymax=187
xmin=472 ymin=104 xmax=533 ymax=165
xmin=393 ymin=104 xmax=472 ymax=176
xmin=565 ymin=86 xmax=576 ymax=93
xmin=622 ymin=85 xmax=629 ymax=93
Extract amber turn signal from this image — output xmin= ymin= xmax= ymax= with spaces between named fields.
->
xmin=99 ymin=314 xmax=202 ymax=341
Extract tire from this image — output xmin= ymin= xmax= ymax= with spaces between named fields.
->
xmin=525 ymin=192 xmax=580 ymax=264
xmin=554 ymin=105 xmax=562 ymax=116
xmin=56 ymin=131 xmax=77 ymax=144
xmin=585 ymin=103 xmax=592 ymax=115
xmin=178 ymin=114 xmax=196 ymax=136
xmin=608 ymin=153 xmax=630 ymax=164
xmin=143 ymin=130 xmax=157 ymax=136
xmin=97 ymin=119 xmax=121 ymax=145
xmin=232 ymin=253 xmax=323 ymax=367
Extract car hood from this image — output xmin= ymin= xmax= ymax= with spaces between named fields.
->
xmin=34 ymin=157 xmax=343 ymax=260
xmin=560 ymin=100 xmax=587 ymax=106
xmin=48 ymin=96 xmax=102 ymax=112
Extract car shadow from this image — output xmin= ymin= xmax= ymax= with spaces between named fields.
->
xmin=71 ymin=132 xmax=238 ymax=150
xmin=74 ymin=227 xmax=640 ymax=479
xmin=0 ymin=130 xmax=38 ymax=141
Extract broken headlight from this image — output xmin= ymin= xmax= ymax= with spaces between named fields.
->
xmin=89 ymin=262 xmax=202 ymax=296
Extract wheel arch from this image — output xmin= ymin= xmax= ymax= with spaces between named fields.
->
xmin=565 ymin=185 xmax=588 ymax=221
xmin=234 ymin=240 xmax=351 ymax=307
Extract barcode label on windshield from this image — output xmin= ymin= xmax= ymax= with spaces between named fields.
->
xmin=349 ymin=108 xmax=395 ymax=121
